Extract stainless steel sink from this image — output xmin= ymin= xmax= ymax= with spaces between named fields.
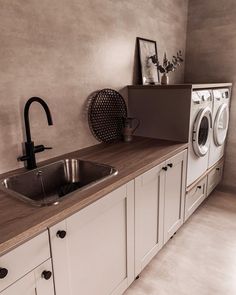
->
xmin=0 ymin=159 xmax=118 ymax=206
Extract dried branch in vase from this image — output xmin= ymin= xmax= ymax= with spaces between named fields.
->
xmin=149 ymin=50 xmax=184 ymax=74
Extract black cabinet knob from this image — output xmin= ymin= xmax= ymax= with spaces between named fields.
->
xmin=42 ymin=270 xmax=52 ymax=280
xmin=167 ymin=163 xmax=173 ymax=168
xmin=197 ymin=185 xmax=202 ymax=189
xmin=0 ymin=268 xmax=8 ymax=279
xmin=56 ymin=230 xmax=66 ymax=239
xmin=162 ymin=166 xmax=168 ymax=171
xmin=216 ymin=168 xmax=220 ymax=171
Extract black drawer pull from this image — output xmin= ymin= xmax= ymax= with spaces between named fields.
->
xmin=197 ymin=185 xmax=202 ymax=189
xmin=42 ymin=270 xmax=52 ymax=280
xmin=0 ymin=268 xmax=8 ymax=279
xmin=162 ymin=166 xmax=168 ymax=171
xmin=56 ymin=230 xmax=67 ymax=239
xmin=167 ymin=163 xmax=173 ymax=168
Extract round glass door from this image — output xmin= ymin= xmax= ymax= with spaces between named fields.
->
xmin=193 ymin=107 xmax=212 ymax=157
xmin=214 ymin=103 xmax=229 ymax=146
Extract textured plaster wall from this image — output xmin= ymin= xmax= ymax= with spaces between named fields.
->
xmin=0 ymin=0 xmax=188 ymax=173
xmin=185 ymin=0 xmax=236 ymax=190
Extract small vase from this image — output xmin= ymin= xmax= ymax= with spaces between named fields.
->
xmin=161 ymin=73 xmax=169 ymax=85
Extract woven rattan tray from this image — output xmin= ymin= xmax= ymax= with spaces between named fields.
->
xmin=88 ymin=89 xmax=127 ymax=142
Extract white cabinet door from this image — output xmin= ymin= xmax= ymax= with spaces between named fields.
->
xmin=1 ymin=260 xmax=54 ymax=295
xmin=50 ymin=182 xmax=135 ymax=295
xmin=163 ymin=150 xmax=187 ymax=244
xmin=134 ymin=163 xmax=165 ymax=276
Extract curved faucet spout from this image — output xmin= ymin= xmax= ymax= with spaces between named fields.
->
xmin=18 ymin=96 xmax=54 ymax=169
xmin=24 ymin=97 xmax=53 ymax=142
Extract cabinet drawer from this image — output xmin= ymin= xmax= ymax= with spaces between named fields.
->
xmin=1 ymin=259 xmax=54 ymax=295
xmin=185 ymin=177 xmax=207 ymax=221
xmin=0 ymin=231 xmax=50 ymax=292
xmin=207 ymin=162 xmax=223 ymax=196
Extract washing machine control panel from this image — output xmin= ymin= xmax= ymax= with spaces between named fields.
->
xmin=192 ymin=90 xmax=212 ymax=104
xmin=213 ymin=88 xmax=230 ymax=101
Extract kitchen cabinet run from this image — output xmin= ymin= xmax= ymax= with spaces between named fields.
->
xmin=49 ymin=150 xmax=187 ymax=294
xmin=0 ymin=148 xmax=187 ymax=295
xmin=49 ymin=182 xmax=135 ymax=295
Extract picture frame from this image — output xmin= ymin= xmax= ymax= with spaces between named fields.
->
xmin=137 ymin=37 xmax=160 ymax=85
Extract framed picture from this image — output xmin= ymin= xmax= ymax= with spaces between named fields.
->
xmin=137 ymin=37 xmax=160 ymax=85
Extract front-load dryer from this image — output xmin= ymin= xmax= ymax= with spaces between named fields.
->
xmin=208 ymin=88 xmax=230 ymax=168
xmin=187 ymin=90 xmax=213 ymax=186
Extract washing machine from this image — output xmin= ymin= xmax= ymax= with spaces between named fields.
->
xmin=187 ymin=90 xmax=213 ymax=186
xmin=208 ymin=88 xmax=230 ymax=168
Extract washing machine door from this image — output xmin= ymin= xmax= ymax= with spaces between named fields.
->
xmin=192 ymin=107 xmax=212 ymax=157
xmin=213 ymin=103 xmax=229 ymax=146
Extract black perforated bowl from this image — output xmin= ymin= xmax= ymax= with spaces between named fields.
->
xmin=88 ymin=89 xmax=127 ymax=142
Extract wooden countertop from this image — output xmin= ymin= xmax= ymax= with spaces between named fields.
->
xmin=0 ymin=137 xmax=188 ymax=256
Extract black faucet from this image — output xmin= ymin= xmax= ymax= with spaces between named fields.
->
xmin=18 ymin=97 xmax=53 ymax=169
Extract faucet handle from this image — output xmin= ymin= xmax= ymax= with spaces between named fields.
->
xmin=17 ymin=155 xmax=29 ymax=162
xmin=34 ymin=145 xmax=52 ymax=153
xmin=44 ymin=146 xmax=53 ymax=150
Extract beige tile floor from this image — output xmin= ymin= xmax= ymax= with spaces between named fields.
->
xmin=124 ymin=190 xmax=236 ymax=295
